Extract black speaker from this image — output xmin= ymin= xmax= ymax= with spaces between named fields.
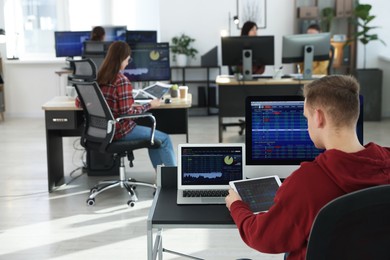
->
xmin=86 ymin=150 xmax=120 ymax=176
xmin=208 ymin=85 xmax=217 ymax=107
xmin=197 ymin=86 xmax=207 ymax=107
xmin=343 ymin=44 xmax=350 ymax=65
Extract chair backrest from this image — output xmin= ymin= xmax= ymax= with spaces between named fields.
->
xmin=67 ymin=58 xmax=97 ymax=81
xmin=306 ymin=185 xmax=390 ymax=260
xmin=82 ymin=41 xmax=112 ymax=70
xmin=68 ymin=58 xmax=116 ymax=152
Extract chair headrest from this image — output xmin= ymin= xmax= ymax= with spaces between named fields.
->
xmin=67 ymin=58 xmax=98 ymax=82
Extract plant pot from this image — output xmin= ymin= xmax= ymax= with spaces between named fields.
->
xmin=354 ymin=68 xmax=382 ymax=121
xmin=170 ymin=89 xmax=179 ymax=98
xmin=176 ymin=54 xmax=187 ymax=67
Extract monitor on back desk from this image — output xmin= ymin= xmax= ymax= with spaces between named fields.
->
xmin=221 ymin=36 xmax=274 ymax=81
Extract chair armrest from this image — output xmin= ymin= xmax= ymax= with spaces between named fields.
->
xmin=115 ymin=113 xmax=157 ymax=145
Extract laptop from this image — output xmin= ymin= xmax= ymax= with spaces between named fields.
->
xmin=177 ymin=143 xmax=245 ymax=205
xmin=134 ymin=82 xmax=171 ymax=103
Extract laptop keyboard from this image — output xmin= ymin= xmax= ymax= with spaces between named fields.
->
xmin=183 ymin=189 xmax=229 ymax=198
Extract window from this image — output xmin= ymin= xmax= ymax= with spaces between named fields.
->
xmin=4 ymin=0 xmax=58 ymax=59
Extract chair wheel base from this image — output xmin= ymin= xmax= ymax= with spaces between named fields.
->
xmin=127 ymin=200 xmax=135 ymax=207
xmin=87 ymin=198 xmax=95 ymax=206
xmin=90 ymin=187 xmax=98 ymax=194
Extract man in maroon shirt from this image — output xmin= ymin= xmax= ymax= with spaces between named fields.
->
xmin=225 ymin=75 xmax=390 ymax=260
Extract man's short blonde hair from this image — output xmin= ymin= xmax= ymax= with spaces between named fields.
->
xmin=303 ymin=75 xmax=360 ymax=128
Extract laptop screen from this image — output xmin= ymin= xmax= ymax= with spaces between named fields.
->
xmin=178 ymin=144 xmax=244 ymax=187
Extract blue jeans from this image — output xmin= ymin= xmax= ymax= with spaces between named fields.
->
xmin=119 ymin=125 xmax=176 ymax=169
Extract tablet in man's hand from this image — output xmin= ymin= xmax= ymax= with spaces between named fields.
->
xmin=229 ymin=175 xmax=281 ymax=214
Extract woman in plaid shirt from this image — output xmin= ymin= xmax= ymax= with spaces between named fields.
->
xmin=77 ymin=41 xmax=176 ymax=172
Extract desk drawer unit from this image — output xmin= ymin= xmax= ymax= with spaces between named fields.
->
xmin=45 ymin=110 xmax=82 ymax=130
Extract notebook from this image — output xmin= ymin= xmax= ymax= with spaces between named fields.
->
xmin=230 ymin=175 xmax=282 ymax=214
xmin=177 ymin=143 xmax=245 ymax=205
xmin=134 ymin=82 xmax=171 ymax=102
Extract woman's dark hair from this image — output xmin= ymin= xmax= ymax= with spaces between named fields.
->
xmin=91 ymin=26 xmax=105 ymax=41
xmin=241 ymin=21 xmax=257 ymax=36
xmin=97 ymin=41 xmax=131 ymax=85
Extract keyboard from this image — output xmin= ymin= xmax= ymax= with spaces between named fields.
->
xmin=183 ymin=189 xmax=229 ymax=197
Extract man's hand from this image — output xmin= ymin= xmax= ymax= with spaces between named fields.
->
xmin=149 ymin=99 xmax=161 ymax=108
xmin=225 ymin=189 xmax=242 ymax=211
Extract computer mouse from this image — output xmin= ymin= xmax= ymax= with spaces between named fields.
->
xmin=164 ymin=98 xmax=171 ymax=104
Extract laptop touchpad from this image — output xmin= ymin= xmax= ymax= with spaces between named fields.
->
xmin=201 ymin=198 xmax=225 ymax=204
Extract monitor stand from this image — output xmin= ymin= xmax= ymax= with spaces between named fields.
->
xmin=242 ymin=49 xmax=253 ymax=81
xmin=303 ymin=45 xmax=314 ymax=80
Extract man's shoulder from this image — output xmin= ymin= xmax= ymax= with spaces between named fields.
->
xmin=283 ymin=160 xmax=324 ymax=186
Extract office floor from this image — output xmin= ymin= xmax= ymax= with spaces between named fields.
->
xmin=0 ymin=116 xmax=389 ymax=260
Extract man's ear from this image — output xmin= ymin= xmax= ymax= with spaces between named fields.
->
xmin=314 ymin=108 xmax=326 ymax=128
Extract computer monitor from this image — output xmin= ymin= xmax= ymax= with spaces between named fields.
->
xmin=282 ymin=33 xmax=331 ymax=79
xmin=54 ymin=31 xmax=90 ymax=58
xmin=245 ymin=95 xmax=364 ymax=166
xmin=201 ymin=46 xmax=218 ymax=67
xmin=123 ymin=42 xmax=170 ymax=82
xmin=221 ymin=36 xmax=274 ymax=80
xmin=102 ymin=26 xmax=127 ymax=41
xmin=126 ymin=30 xmax=157 ymax=47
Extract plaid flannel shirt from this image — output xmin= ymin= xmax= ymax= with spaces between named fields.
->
xmin=75 ymin=73 xmax=151 ymax=140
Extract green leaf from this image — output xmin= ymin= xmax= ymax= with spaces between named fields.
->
xmin=170 ymin=33 xmax=198 ymax=59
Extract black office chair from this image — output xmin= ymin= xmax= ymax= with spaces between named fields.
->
xmin=67 ymin=58 xmax=160 ymax=206
xmin=306 ymin=185 xmax=390 ymax=260
xmin=82 ymin=41 xmax=111 ymax=70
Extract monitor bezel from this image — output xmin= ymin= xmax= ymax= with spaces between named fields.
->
xmin=245 ymin=95 xmax=364 ymax=166
xmin=126 ymin=30 xmax=158 ymax=47
xmin=54 ymin=31 xmax=91 ymax=58
xmin=123 ymin=42 xmax=171 ymax=82
xmin=102 ymin=25 xmax=127 ymax=42
xmin=245 ymin=95 xmax=318 ymax=166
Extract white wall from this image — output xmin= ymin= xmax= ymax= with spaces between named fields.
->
xmin=2 ymin=0 xmax=389 ymax=118
xmin=159 ymin=0 xmax=295 ymax=74
xmin=356 ymin=0 xmax=390 ymax=69
xmin=358 ymin=0 xmax=390 ymax=117
xmin=2 ymin=0 xmax=160 ymax=118
xmin=3 ymin=60 xmax=66 ymax=117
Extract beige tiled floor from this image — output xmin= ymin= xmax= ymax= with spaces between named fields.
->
xmin=0 ymin=116 xmax=389 ymax=260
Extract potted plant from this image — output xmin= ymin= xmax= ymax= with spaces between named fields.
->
xmin=351 ymin=2 xmax=386 ymax=121
xmin=171 ymin=34 xmax=198 ymax=67
xmin=353 ymin=3 xmax=386 ymax=68
xmin=321 ymin=7 xmax=334 ymax=32
xmin=170 ymin=84 xmax=179 ymax=98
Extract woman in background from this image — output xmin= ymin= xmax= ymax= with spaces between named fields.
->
xmin=231 ymin=21 xmax=265 ymax=75
xmin=90 ymin=26 xmax=105 ymax=41
xmin=76 ymin=41 xmax=176 ymax=173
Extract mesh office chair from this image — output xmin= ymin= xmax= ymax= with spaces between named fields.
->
xmin=67 ymin=58 xmax=160 ymax=206
xmin=306 ymin=185 xmax=390 ymax=260
xmin=82 ymin=41 xmax=111 ymax=70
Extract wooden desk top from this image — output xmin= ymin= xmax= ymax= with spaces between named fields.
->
xmin=42 ymin=94 xmax=192 ymax=111
xmin=216 ymin=75 xmax=314 ymax=86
